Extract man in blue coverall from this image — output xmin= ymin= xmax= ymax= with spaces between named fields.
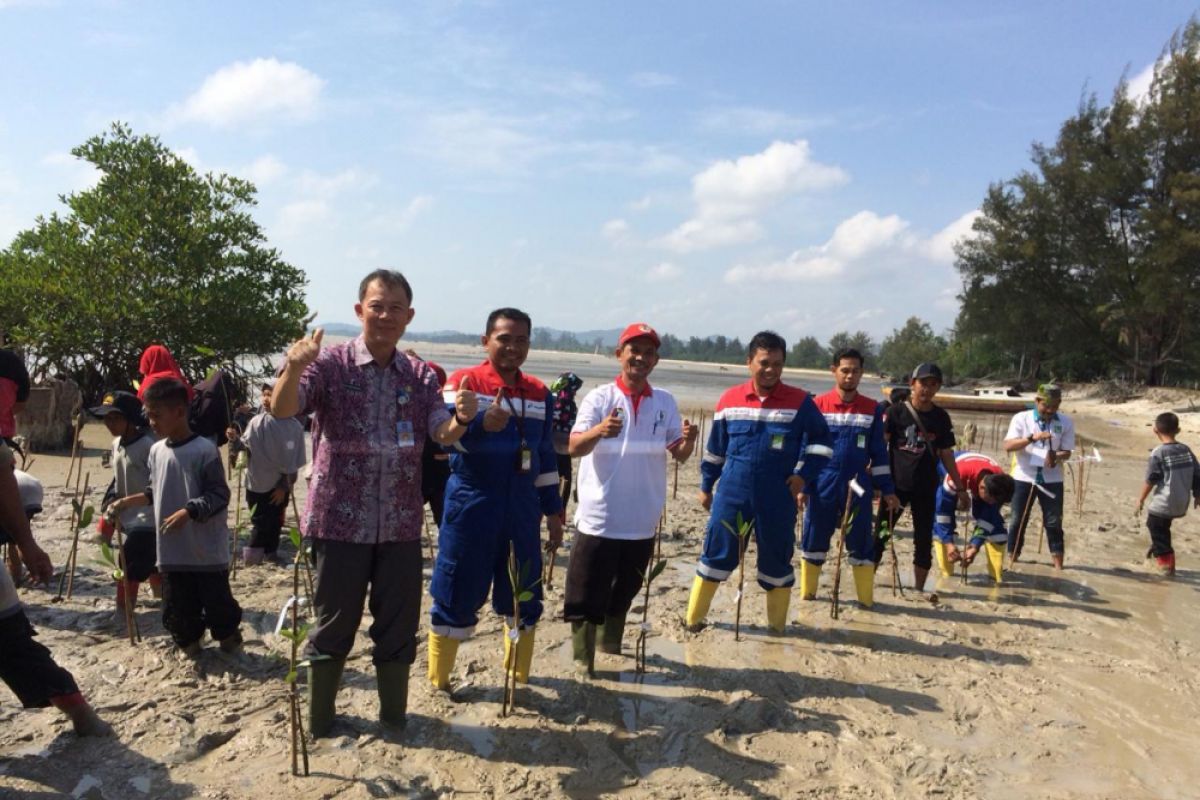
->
xmin=427 ymin=308 xmax=564 ymax=690
xmin=687 ymin=331 xmax=833 ymax=634
xmin=801 ymin=347 xmax=899 ymax=608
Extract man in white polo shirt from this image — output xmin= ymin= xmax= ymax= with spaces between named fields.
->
xmin=1003 ymin=383 xmax=1075 ymax=569
xmin=563 ymin=323 xmax=698 ymax=677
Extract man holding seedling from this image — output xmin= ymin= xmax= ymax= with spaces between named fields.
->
xmin=273 ymin=269 xmax=476 ymax=737
xmin=932 ymin=451 xmax=1015 ymax=583
xmin=1003 ymin=383 xmax=1074 ymax=569
xmin=800 ymin=348 xmax=899 ymax=609
xmin=687 ymin=331 xmax=833 ymax=634
xmin=427 ymin=308 xmax=563 ymax=691
xmin=563 ymin=323 xmax=697 ymax=676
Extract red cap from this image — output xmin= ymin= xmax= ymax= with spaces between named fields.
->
xmin=618 ymin=322 xmax=661 ymax=349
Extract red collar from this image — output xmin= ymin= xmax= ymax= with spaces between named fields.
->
xmin=616 ymin=374 xmax=652 ymax=398
xmin=464 ymin=360 xmax=537 ymax=398
xmin=742 ymin=380 xmax=781 ymax=401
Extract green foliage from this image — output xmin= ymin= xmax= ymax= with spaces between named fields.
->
xmin=658 ymin=333 xmax=747 ymax=364
xmin=287 ymin=526 xmax=302 ymax=551
xmin=0 ymin=122 xmax=310 ymax=398
xmin=788 ymin=336 xmax=827 ymax=369
xmin=721 ymin=511 xmax=754 ymax=542
xmin=827 ymin=331 xmax=877 ymax=370
xmin=96 ymin=540 xmax=124 ymax=581
xmin=954 ymin=19 xmax=1200 ymax=386
xmin=877 ymin=317 xmax=947 ymax=380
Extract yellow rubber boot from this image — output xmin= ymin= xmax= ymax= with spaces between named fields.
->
xmin=765 ymin=587 xmax=791 ymax=633
xmin=503 ymin=624 xmax=536 ymax=684
xmin=685 ymin=576 xmax=719 ymax=631
xmin=984 ymin=542 xmax=1005 ymax=584
xmin=799 ymin=560 xmax=822 ymax=600
xmin=851 ymin=564 xmax=875 ymax=608
xmin=934 ymin=541 xmax=954 ymax=577
xmin=427 ymin=631 xmax=459 ymax=691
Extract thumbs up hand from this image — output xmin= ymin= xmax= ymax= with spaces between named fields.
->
xmin=482 ymin=385 xmax=513 ymax=432
xmin=286 ymin=327 xmax=324 ymax=368
xmin=596 ymin=405 xmax=625 ymax=438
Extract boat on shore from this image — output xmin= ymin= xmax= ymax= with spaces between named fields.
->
xmin=880 ymin=384 xmax=1035 ymax=414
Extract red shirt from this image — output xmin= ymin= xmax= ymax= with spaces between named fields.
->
xmin=946 ymin=452 xmax=1003 ymax=496
xmin=615 ymin=374 xmax=653 ymax=418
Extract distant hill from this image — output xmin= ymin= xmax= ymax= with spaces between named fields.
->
xmin=314 ymin=322 xmax=623 ymax=350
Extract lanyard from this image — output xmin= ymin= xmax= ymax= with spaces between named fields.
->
xmin=502 ymin=391 xmax=527 ymax=445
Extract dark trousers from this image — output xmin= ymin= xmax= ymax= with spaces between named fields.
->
xmin=308 ymin=538 xmax=422 ymax=664
xmin=162 ymin=571 xmax=242 ymax=647
xmin=874 ymin=486 xmax=937 ymax=569
xmin=246 ymin=488 xmax=288 ymax=554
xmin=0 ymin=610 xmax=79 ymax=708
xmin=122 ymin=526 xmax=158 ymax=583
xmin=563 ymin=534 xmax=655 ymax=624
xmin=1147 ymin=514 xmax=1174 ymax=557
xmin=1007 ymin=481 xmax=1065 ymax=557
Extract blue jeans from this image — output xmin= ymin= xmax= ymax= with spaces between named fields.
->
xmin=1007 ymin=480 xmax=1064 ymax=556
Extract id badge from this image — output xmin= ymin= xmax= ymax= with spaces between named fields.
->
xmin=856 ymin=433 xmax=866 ymax=449
xmin=770 ymin=433 xmax=785 ymax=450
xmin=396 ymin=420 xmax=415 ymax=448
xmin=517 ymin=445 xmax=532 ymax=474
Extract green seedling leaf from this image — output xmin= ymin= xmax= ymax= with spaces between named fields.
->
xmin=648 ymin=560 xmax=667 ymax=581
xmin=71 ymin=499 xmax=82 ymax=516
xmin=287 ymin=527 xmax=302 ymax=550
xmin=285 ymin=669 xmax=297 ymax=684
xmin=78 ymin=506 xmax=94 ymax=529
xmin=99 ymin=541 xmax=116 ymax=566
xmin=195 ymin=345 xmax=216 ymax=357
xmin=517 ymin=590 xmax=534 ymax=602
xmin=111 ymin=569 xmax=124 ymax=581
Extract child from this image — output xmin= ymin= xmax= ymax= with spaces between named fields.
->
xmin=229 ymin=380 xmax=306 ymax=565
xmin=1136 ymin=412 xmax=1200 ymax=576
xmin=90 ymin=390 xmax=162 ymax=618
xmin=111 ymin=378 xmax=242 ymax=655
xmin=0 ymin=442 xmax=111 ymax=736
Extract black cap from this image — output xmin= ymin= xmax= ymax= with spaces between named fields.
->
xmin=88 ymin=390 xmax=144 ymax=421
xmin=911 ymin=363 xmax=943 ymax=382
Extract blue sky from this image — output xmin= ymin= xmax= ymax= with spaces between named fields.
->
xmin=2 ymin=1 xmax=1195 ymax=345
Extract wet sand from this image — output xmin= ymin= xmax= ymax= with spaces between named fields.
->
xmin=1 ymin=351 xmax=1198 ymax=799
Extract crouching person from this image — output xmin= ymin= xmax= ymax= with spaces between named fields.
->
xmin=932 ymin=451 xmax=1014 ymax=584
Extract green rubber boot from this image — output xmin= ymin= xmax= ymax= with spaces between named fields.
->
xmin=598 ymin=613 xmax=626 ymax=655
xmin=570 ymin=621 xmax=596 ymax=678
xmin=306 ymin=656 xmax=345 ymax=739
xmin=376 ymin=661 xmax=410 ymax=729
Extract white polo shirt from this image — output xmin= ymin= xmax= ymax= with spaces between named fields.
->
xmin=571 ymin=378 xmax=683 ymax=541
xmin=1005 ymin=409 xmax=1076 ymax=483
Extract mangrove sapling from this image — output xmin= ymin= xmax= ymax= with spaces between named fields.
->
xmin=289 ymin=493 xmax=315 ymax=602
xmin=502 ymin=543 xmax=540 ymax=717
xmin=97 ymin=516 xmax=141 ymax=644
xmin=881 ymin=507 xmax=904 ymax=597
xmin=632 ymin=512 xmax=668 ymax=673
xmin=279 ymin=523 xmax=311 ymax=777
xmin=230 ymin=457 xmax=246 ymax=577
xmin=720 ymin=511 xmax=754 ymax=641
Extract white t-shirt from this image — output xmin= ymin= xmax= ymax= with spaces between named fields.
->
xmin=1005 ymin=409 xmax=1075 ymax=483
xmin=571 ymin=381 xmax=683 ymax=540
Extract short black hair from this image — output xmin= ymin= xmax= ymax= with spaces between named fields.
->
xmin=486 ymin=307 xmax=532 ymax=335
xmin=358 ymin=269 xmax=413 ymax=304
xmin=832 ymin=347 xmax=864 ymax=368
xmin=982 ymin=473 xmax=1015 ymax=505
xmin=1155 ymin=412 xmax=1180 ymax=436
xmin=747 ymin=330 xmax=787 ymax=359
xmin=142 ymin=378 xmax=189 ymax=410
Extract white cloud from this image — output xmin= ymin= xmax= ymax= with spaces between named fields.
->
xmin=647 ymin=261 xmax=683 ymax=282
xmin=724 ymin=209 xmax=977 ymax=285
xmin=630 ymin=71 xmax=677 ymax=88
xmin=602 ymin=218 xmax=630 ymax=243
xmin=276 ymin=199 xmax=330 ymax=235
xmin=168 ymin=58 xmax=324 ymax=129
xmin=698 ymin=106 xmax=835 ymax=135
xmin=659 ymin=139 xmax=848 ymax=253
xmin=41 ymin=151 xmax=101 ymax=192
xmin=629 ymin=195 xmax=653 ymax=211
xmin=295 ymin=167 xmax=376 ymax=196
xmin=1127 ymin=61 xmax=1155 ymax=103
xmin=243 ymin=154 xmax=287 ymax=187
xmin=388 ymin=194 xmax=433 ymax=232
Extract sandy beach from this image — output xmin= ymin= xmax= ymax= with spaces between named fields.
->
xmin=1 ymin=345 xmax=1198 ymax=800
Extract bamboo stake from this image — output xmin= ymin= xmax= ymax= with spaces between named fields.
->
xmin=830 ymin=483 xmax=855 ymax=620
xmin=635 ymin=510 xmax=667 ymax=674
xmin=1008 ymin=482 xmax=1038 ymax=568
xmin=230 ymin=468 xmax=243 ymax=578
xmin=62 ymin=473 xmax=90 ymax=600
xmin=887 ymin=507 xmax=904 ymax=597
xmin=289 ymin=544 xmax=310 ymax=776
xmin=502 ymin=543 xmax=519 ymax=717
xmin=115 ymin=520 xmax=140 ymax=644
xmin=64 ymin=414 xmax=83 ymax=490
xmin=289 ymin=493 xmax=314 ymax=602
xmin=734 ymin=528 xmax=749 ymax=642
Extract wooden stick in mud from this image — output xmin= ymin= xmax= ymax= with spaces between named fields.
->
xmin=63 ymin=472 xmax=91 ymax=600
xmin=888 ymin=508 xmax=904 ymax=597
xmin=64 ymin=414 xmax=83 ymax=490
xmin=1009 ymin=482 xmax=1038 ymax=568
xmin=289 ymin=492 xmax=314 ymax=605
xmin=115 ymin=519 xmax=141 ymax=644
xmin=830 ymin=483 xmax=854 ymax=620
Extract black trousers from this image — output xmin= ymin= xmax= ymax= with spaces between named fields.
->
xmin=0 ymin=610 xmax=80 ymax=708
xmin=563 ymin=534 xmax=655 ymax=624
xmin=307 ymin=538 xmax=422 ymax=664
xmin=122 ymin=526 xmax=158 ymax=583
xmin=874 ymin=486 xmax=937 ymax=570
xmin=557 ymin=453 xmax=573 ymax=512
xmin=1147 ymin=513 xmax=1174 ymax=557
xmin=246 ymin=488 xmax=288 ymax=554
xmin=161 ymin=571 xmax=242 ymax=647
